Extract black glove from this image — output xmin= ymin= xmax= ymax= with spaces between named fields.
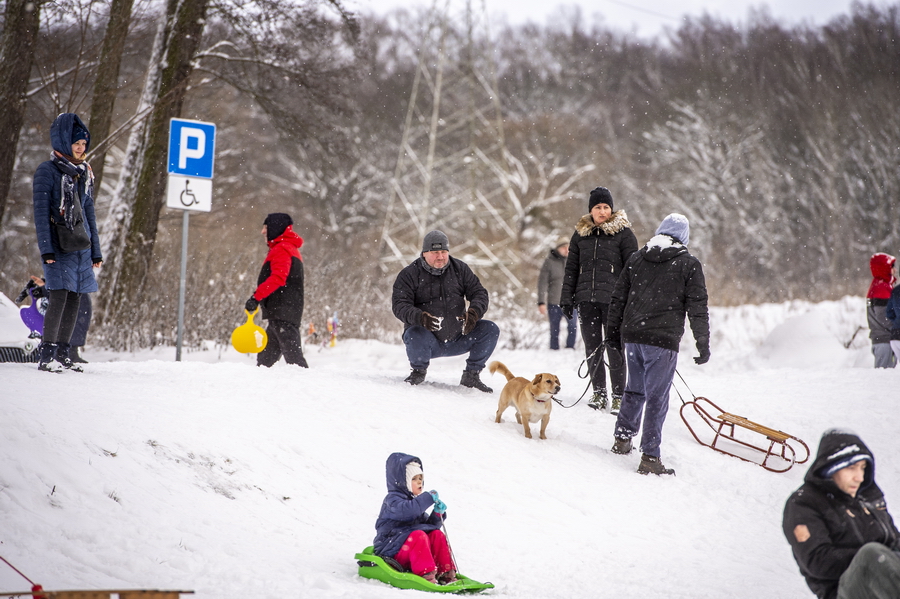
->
xmin=461 ymin=307 xmax=480 ymax=335
xmin=694 ymin=338 xmax=710 ymax=365
xmin=245 ymin=296 xmax=259 ymax=312
xmin=421 ymin=311 xmax=441 ymax=332
xmin=561 ymin=303 xmax=574 ymax=320
xmin=605 ymin=331 xmax=621 ymax=353
xmin=14 ymin=280 xmax=36 ymax=304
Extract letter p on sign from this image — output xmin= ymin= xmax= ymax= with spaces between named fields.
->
xmin=168 ymin=118 xmax=216 ymax=179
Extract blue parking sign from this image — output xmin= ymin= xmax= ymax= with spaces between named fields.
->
xmin=168 ymin=118 xmax=216 ymax=178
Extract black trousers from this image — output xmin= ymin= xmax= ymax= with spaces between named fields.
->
xmin=43 ymin=289 xmax=82 ymax=344
xmin=578 ymin=301 xmax=625 ymax=395
xmin=257 ymin=319 xmax=308 ymax=368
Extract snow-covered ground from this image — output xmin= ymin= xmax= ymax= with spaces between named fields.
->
xmin=0 ymin=296 xmax=896 ymax=598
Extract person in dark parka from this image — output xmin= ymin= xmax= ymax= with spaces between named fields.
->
xmin=537 ymin=239 xmax=577 ymax=350
xmin=559 ymin=187 xmax=638 ymax=413
xmin=32 ymin=113 xmax=102 ymax=372
xmin=392 ymin=230 xmax=499 ymax=392
xmin=373 ymin=452 xmax=455 ymax=584
xmin=606 ymin=213 xmax=710 ymax=475
xmin=783 ymin=429 xmax=900 ymax=599
xmin=245 ymin=213 xmax=308 ymax=368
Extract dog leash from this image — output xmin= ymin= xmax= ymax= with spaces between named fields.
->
xmin=553 ymin=340 xmax=620 ymax=409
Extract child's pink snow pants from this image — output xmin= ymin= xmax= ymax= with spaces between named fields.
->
xmin=394 ymin=529 xmax=455 ymax=576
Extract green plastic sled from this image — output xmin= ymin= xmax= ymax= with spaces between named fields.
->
xmin=355 ymin=546 xmax=494 ymax=594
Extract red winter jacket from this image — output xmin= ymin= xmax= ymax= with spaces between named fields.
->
xmin=253 ymin=226 xmax=304 ymax=325
xmin=867 ymin=253 xmax=896 ymax=299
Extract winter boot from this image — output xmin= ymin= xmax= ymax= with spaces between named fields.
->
xmin=637 ymin=453 xmax=675 ymax=476
xmin=37 ymin=342 xmax=62 ymax=373
xmin=55 ymin=343 xmax=84 ymax=372
xmin=405 ymin=368 xmax=427 ymax=385
xmin=439 ymin=570 xmax=458 ymax=585
xmin=70 ymin=346 xmax=88 ymax=364
xmin=611 ymin=436 xmax=633 ymax=455
xmin=421 ymin=571 xmax=438 ymax=584
xmin=610 ymin=393 xmax=623 ymax=415
xmin=588 ymin=389 xmax=608 ymax=411
xmin=460 ymin=370 xmax=492 ymax=393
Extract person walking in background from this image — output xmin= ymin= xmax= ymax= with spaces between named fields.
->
xmin=783 ymin=428 xmax=900 ymax=599
xmin=560 ymin=187 xmax=638 ymax=414
xmin=607 ymin=214 xmax=710 ymax=476
xmin=885 ymin=270 xmax=900 ymax=365
xmin=245 ymin=213 xmax=308 ymax=368
xmin=32 ymin=113 xmax=102 ymax=373
xmin=866 ymin=252 xmax=896 ymax=368
xmin=392 ymin=230 xmax=499 ymax=392
xmin=537 ymin=239 xmax=577 ymax=350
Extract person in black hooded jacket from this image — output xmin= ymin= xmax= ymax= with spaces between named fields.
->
xmin=245 ymin=213 xmax=308 ymax=368
xmin=605 ymin=213 xmax=710 ymax=476
xmin=783 ymin=429 xmax=900 ymax=599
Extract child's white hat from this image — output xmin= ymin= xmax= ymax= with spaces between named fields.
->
xmin=406 ymin=461 xmax=423 ymax=493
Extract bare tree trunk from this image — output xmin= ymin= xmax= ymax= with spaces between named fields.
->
xmin=98 ymin=0 xmax=210 ymax=344
xmin=87 ymin=0 xmax=135 ymax=194
xmin=0 ymin=0 xmax=44 ymax=228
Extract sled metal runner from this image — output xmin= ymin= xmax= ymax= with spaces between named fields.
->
xmin=355 ymin=546 xmax=494 ymax=594
xmin=680 ymin=396 xmax=810 ymax=472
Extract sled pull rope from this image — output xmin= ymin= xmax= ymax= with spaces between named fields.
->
xmin=672 ymin=368 xmax=697 ymax=406
xmin=553 ymin=339 xmax=619 ymax=409
xmin=0 ymin=554 xmax=43 ymax=598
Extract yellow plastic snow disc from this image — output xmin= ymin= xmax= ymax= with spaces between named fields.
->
xmin=231 ymin=308 xmax=268 ymax=353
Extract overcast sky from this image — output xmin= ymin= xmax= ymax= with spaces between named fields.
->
xmin=349 ymin=0 xmax=880 ymax=38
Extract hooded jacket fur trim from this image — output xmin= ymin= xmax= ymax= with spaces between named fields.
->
xmin=575 ymin=210 xmax=632 ymax=238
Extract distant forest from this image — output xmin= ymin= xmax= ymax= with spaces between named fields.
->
xmin=0 ymin=1 xmax=897 ymax=349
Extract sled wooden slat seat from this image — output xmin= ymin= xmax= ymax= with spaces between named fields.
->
xmin=10 ymin=591 xmax=191 ymax=598
xmin=679 ymin=396 xmax=810 ymax=473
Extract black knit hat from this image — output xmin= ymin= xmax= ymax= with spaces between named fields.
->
xmin=264 ymin=213 xmax=293 ymax=241
xmin=588 ymin=187 xmax=613 ymax=212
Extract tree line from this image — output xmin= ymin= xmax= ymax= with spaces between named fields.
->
xmin=0 ymin=0 xmax=896 ymax=350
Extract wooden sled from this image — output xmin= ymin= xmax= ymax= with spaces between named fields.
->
xmin=679 ymin=396 xmax=810 ymax=472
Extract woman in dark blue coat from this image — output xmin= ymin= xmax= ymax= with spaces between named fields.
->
xmin=32 ymin=113 xmax=102 ymax=372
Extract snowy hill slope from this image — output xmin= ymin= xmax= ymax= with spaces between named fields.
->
xmin=0 ymin=297 xmax=896 ymax=598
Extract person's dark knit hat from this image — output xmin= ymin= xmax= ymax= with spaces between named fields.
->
xmin=422 ymin=230 xmax=450 ymax=252
xmin=816 ymin=428 xmax=873 ymax=480
xmin=264 ymin=213 xmax=293 ymax=241
xmin=588 ymin=187 xmax=613 ymax=212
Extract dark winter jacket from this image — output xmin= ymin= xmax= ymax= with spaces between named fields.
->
xmin=783 ymin=430 xmax=900 ymax=599
xmin=33 ymin=113 xmax=101 ymax=293
xmin=373 ymin=453 xmax=444 ymax=558
xmin=253 ymin=226 xmax=304 ymax=325
xmin=560 ymin=211 xmax=638 ymax=307
xmin=392 ymin=256 xmax=490 ymax=343
xmin=607 ymin=234 xmax=709 ymax=353
xmin=867 ymin=253 xmax=896 ymax=344
xmin=886 ymin=285 xmax=900 ymax=340
xmin=537 ymin=248 xmax=567 ymax=306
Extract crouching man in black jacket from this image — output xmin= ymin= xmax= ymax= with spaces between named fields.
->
xmin=783 ymin=428 xmax=900 ymax=599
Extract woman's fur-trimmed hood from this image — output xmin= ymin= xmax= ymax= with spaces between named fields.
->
xmin=575 ymin=210 xmax=632 ymax=237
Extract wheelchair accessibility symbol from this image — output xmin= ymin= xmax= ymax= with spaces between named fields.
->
xmin=180 ymin=179 xmax=198 ymax=206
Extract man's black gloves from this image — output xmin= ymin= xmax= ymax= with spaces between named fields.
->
xmin=694 ymin=337 xmax=711 ymax=365
xmin=421 ymin=311 xmax=441 ymax=332
xmin=561 ymin=303 xmax=574 ymax=320
xmin=461 ymin=308 xmax=480 ymax=335
xmin=245 ymin=297 xmax=259 ymax=312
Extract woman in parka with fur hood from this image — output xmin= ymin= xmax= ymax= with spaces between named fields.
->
xmin=560 ymin=187 xmax=638 ymax=414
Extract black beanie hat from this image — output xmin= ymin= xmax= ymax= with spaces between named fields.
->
xmin=264 ymin=213 xmax=293 ymax=241
xmin=588 ymin=187 xmax=614 ymax=212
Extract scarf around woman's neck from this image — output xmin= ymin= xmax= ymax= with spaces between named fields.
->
xmin=51 ymin=151 xmax=93 ymax=230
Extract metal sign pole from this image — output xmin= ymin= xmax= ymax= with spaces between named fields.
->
xmin=175 ymin=210 xmax=190 ymax=361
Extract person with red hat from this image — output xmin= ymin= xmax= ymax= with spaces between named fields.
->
xmin=866 ymin=252 xmax=896 ymax=368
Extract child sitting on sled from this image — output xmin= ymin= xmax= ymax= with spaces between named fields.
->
xmin=373 ymin=452 xmax=457 ymax=585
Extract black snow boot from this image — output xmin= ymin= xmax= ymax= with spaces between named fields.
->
xmin=460 ymin=370 xmax=492 ymax=393
xmin=405 ymin=369 xmax=427 ymax=385
xmin=37 ymin=342 xmax=62 ymax=373
xmin=611 ymin=436 xmax=633 ymax=455
xmin=55 ymin=343 xmax=84 ymax=372
xmin=70 ymin=346 xmax=88 ymax=364
xmin=637 ymin=454 xmax=675 ymax=476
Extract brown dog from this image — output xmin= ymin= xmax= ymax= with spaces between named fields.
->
xmin=489 ymin=361 xmax=561 ymax=439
